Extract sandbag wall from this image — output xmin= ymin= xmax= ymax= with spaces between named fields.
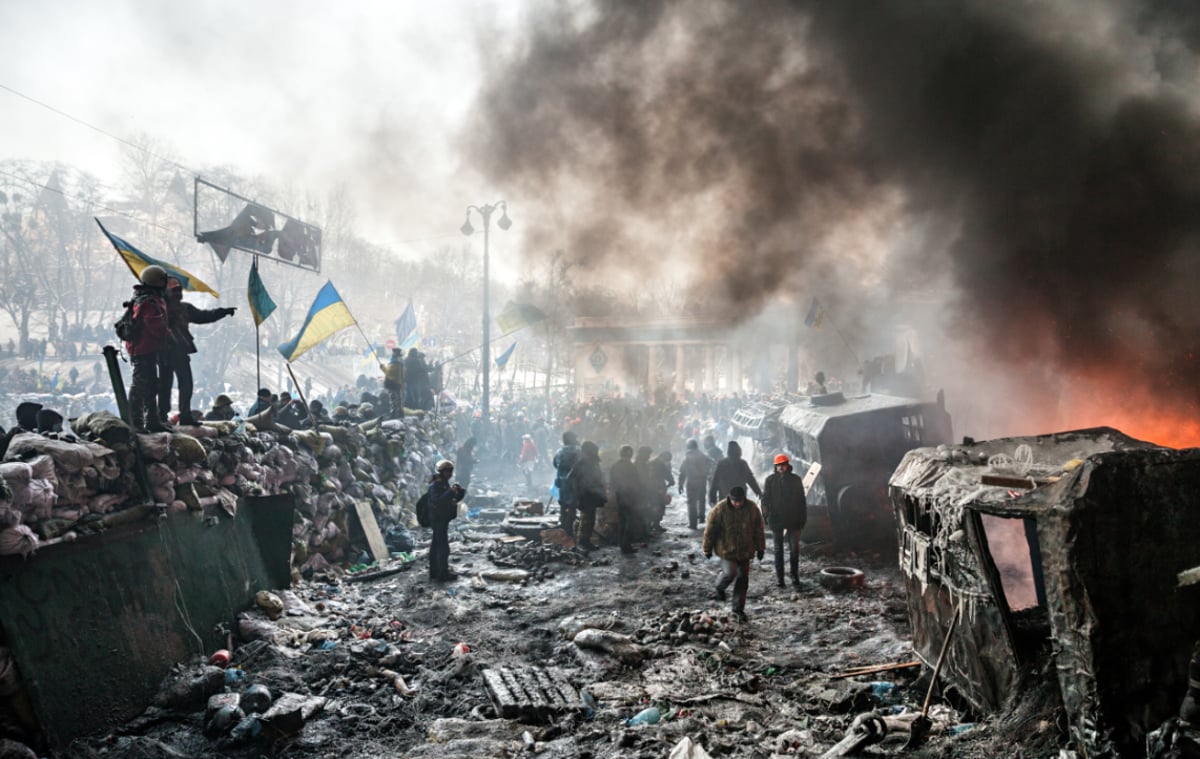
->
xmin=0 ymin=411 xmax=455 ymax=565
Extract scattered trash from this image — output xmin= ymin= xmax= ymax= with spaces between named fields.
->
xmin=668 ymin=735 xmax=714 ymax=758
xmin=627 ymin=706 xmax=661 ymax=726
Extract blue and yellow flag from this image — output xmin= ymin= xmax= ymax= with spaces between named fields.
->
xmin=278 ymin=280 xmax=356 ymax=362
xmin=804 ymin=297 xmax=824 ymax=329
xmin=95 ymin=218 xmax=218 ymax=297
xmin=247 ymin=261 xmax=277 ymax=327
xmin=495 ymin=341 xmax=517 ymax=368
xmin=495 ymin=301 xmax=546 ymax=336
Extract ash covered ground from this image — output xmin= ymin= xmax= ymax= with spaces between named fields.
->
xmin=61 ymin=457 xmax=1062 ymax=759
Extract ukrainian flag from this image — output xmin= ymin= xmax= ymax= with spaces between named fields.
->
xmin=247 ymin=261 xmax=277 ymax=327
xmin=278 ymin=280 xmax=356 ymax=362
xmin=495 ymin=341 xmax=517 ymax=368
xmin=95 ymin=218 xmax=218 ymax=297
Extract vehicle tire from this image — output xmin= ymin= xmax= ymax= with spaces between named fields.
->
xmin=818 ymin=566 xmax=865 ymax=591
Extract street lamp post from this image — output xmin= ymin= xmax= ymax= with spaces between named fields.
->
xmin=460 ymin=201 xmax=511 ymax=447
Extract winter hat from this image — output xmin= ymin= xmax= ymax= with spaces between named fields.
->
xmin=15 ymin=402 xmax=42 ymax=431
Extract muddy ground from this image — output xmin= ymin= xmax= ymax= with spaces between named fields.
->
xmin=61 ymin=457 xmax=1064 ymax=759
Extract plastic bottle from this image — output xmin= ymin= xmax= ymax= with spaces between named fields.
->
xmin=949 ymin=723 xmax=977 ymax=736
xmin=229 ymin=715 xmax=261 ymax=742
xmin=869 ymin=681 xmax=899 ymax=703
xmin=626 ymin=706 xmax=661 ymax=726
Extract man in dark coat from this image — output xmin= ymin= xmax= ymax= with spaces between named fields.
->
xmin=678 ymin=438 xmax=713 ymax=530
xmin=123 ymin=265 xmax=171 ymax=432
xmin=761 ymin=453 xmax=808 ymax=587
xmin=552 ymin=431 xmax=581 ymax=535
xmin=426 ymin=459 xmax=466 ymax=581
xmin=276 ymin=392 xmax=307 ymax=429
xmin=608 ymin=445 xmax=641 ymax=555
xmin=570 ymin=440 xmax=606 ymax=553
xmin=709 ymin=440 xmax=762 ymax=507
xmin=159 ymin=277 xmax=236 ymax=426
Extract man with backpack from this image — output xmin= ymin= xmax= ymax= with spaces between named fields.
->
xmin=119 ymin=266 xmax=171 ymax=432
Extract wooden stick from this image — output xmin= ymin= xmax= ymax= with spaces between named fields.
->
xmin=830 ymin=660 xmax=922 ymax=679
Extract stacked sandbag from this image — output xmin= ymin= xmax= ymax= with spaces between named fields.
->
xmin=0 ymin=407 xmax=458 ymax=564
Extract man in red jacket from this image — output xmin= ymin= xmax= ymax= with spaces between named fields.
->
xmin=123 ymin=266 xmax=170 ymax=432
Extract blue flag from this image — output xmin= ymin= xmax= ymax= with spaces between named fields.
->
xmin=247 ymin=261 xmax=277 ymax=326
xmin=278 ymin=281 xmax=357 ymax=362
xmin=495 ymin=341 xmax=516 ymax=368
xmin=395 ymin=301 xmax=418 ymax=350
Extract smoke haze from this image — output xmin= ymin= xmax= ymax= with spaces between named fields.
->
xmin=465 ymin=0 xmax=1200 ymax=444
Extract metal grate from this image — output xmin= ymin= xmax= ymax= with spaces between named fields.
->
xmin=481 ymin=666 xmax=582 ymax=722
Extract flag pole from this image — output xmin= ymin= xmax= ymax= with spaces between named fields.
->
xmin=285 ymin=362 xmax=318 ymax=428
xmin=252 ymin=258 xmax=262 ymax=393
xmin=435 ymin=331 xmax=515 ymax=370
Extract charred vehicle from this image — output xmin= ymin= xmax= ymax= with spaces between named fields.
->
xmin=730 ymin=397 xmax=790 ymax=472
xmin=889 ymin=428 xmax=1200 ymax=757
xmin=778 ymin=391 xmax=952 ymax=546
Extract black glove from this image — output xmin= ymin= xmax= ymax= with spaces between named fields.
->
xmin=223 ymin=307 xmax=237 ymax=317
xmin=756 ymin=550 xmax=764 ymax=561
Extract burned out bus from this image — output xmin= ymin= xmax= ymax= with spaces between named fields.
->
xmin=778 ymin=391 xmax=952 ymax=547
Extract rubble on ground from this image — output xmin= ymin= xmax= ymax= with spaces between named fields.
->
xmin=54 ymin=489 xmax=1010 ymax=759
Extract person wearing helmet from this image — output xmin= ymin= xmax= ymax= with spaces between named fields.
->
xmin=761 ymin=453 xmax=808 ymax=588
xmin=425 ymin=459 xmax=465 ymax=581
xmin=123 ymin=265 xmax=171 ymax=432
xmin=160 ymin=276 xmax=236 ymax=426
xmin=678 ymin=438 xmax=713 ymax=530
xmin=205 ymin=394 xmax=237 ymax=421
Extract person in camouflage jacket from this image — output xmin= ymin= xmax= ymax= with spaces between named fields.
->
xmin=702 ymin=485 xmax=766 ymax=619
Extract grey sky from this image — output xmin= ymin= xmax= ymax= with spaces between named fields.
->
xmin=0 ymin=0 xmax=522 ymax=259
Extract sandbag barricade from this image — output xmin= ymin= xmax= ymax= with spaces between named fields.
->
xmin=0 ymin=411 xmax=455 ymax=562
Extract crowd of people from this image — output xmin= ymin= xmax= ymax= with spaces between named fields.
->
xmin=422 ymin=388 xmax=809 ymax=621
xmin=4 ymin=269 xmax=812 ymax=620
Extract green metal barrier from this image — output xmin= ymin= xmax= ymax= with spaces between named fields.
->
xmin=0 ymin=494 xmax=294 ymax=749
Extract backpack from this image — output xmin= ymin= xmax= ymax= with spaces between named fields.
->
xmin=114 ymin=301 xmax=139 ymax=342
xmin=415 ymin=491 xmax=431 ymax=528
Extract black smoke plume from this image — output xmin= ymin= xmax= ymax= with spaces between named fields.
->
xmin=465 ymin=0 xmax=1200 ymax=437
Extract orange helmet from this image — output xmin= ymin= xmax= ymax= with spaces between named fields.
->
xmin=774 ymin=454 xmax=790 ymax=466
